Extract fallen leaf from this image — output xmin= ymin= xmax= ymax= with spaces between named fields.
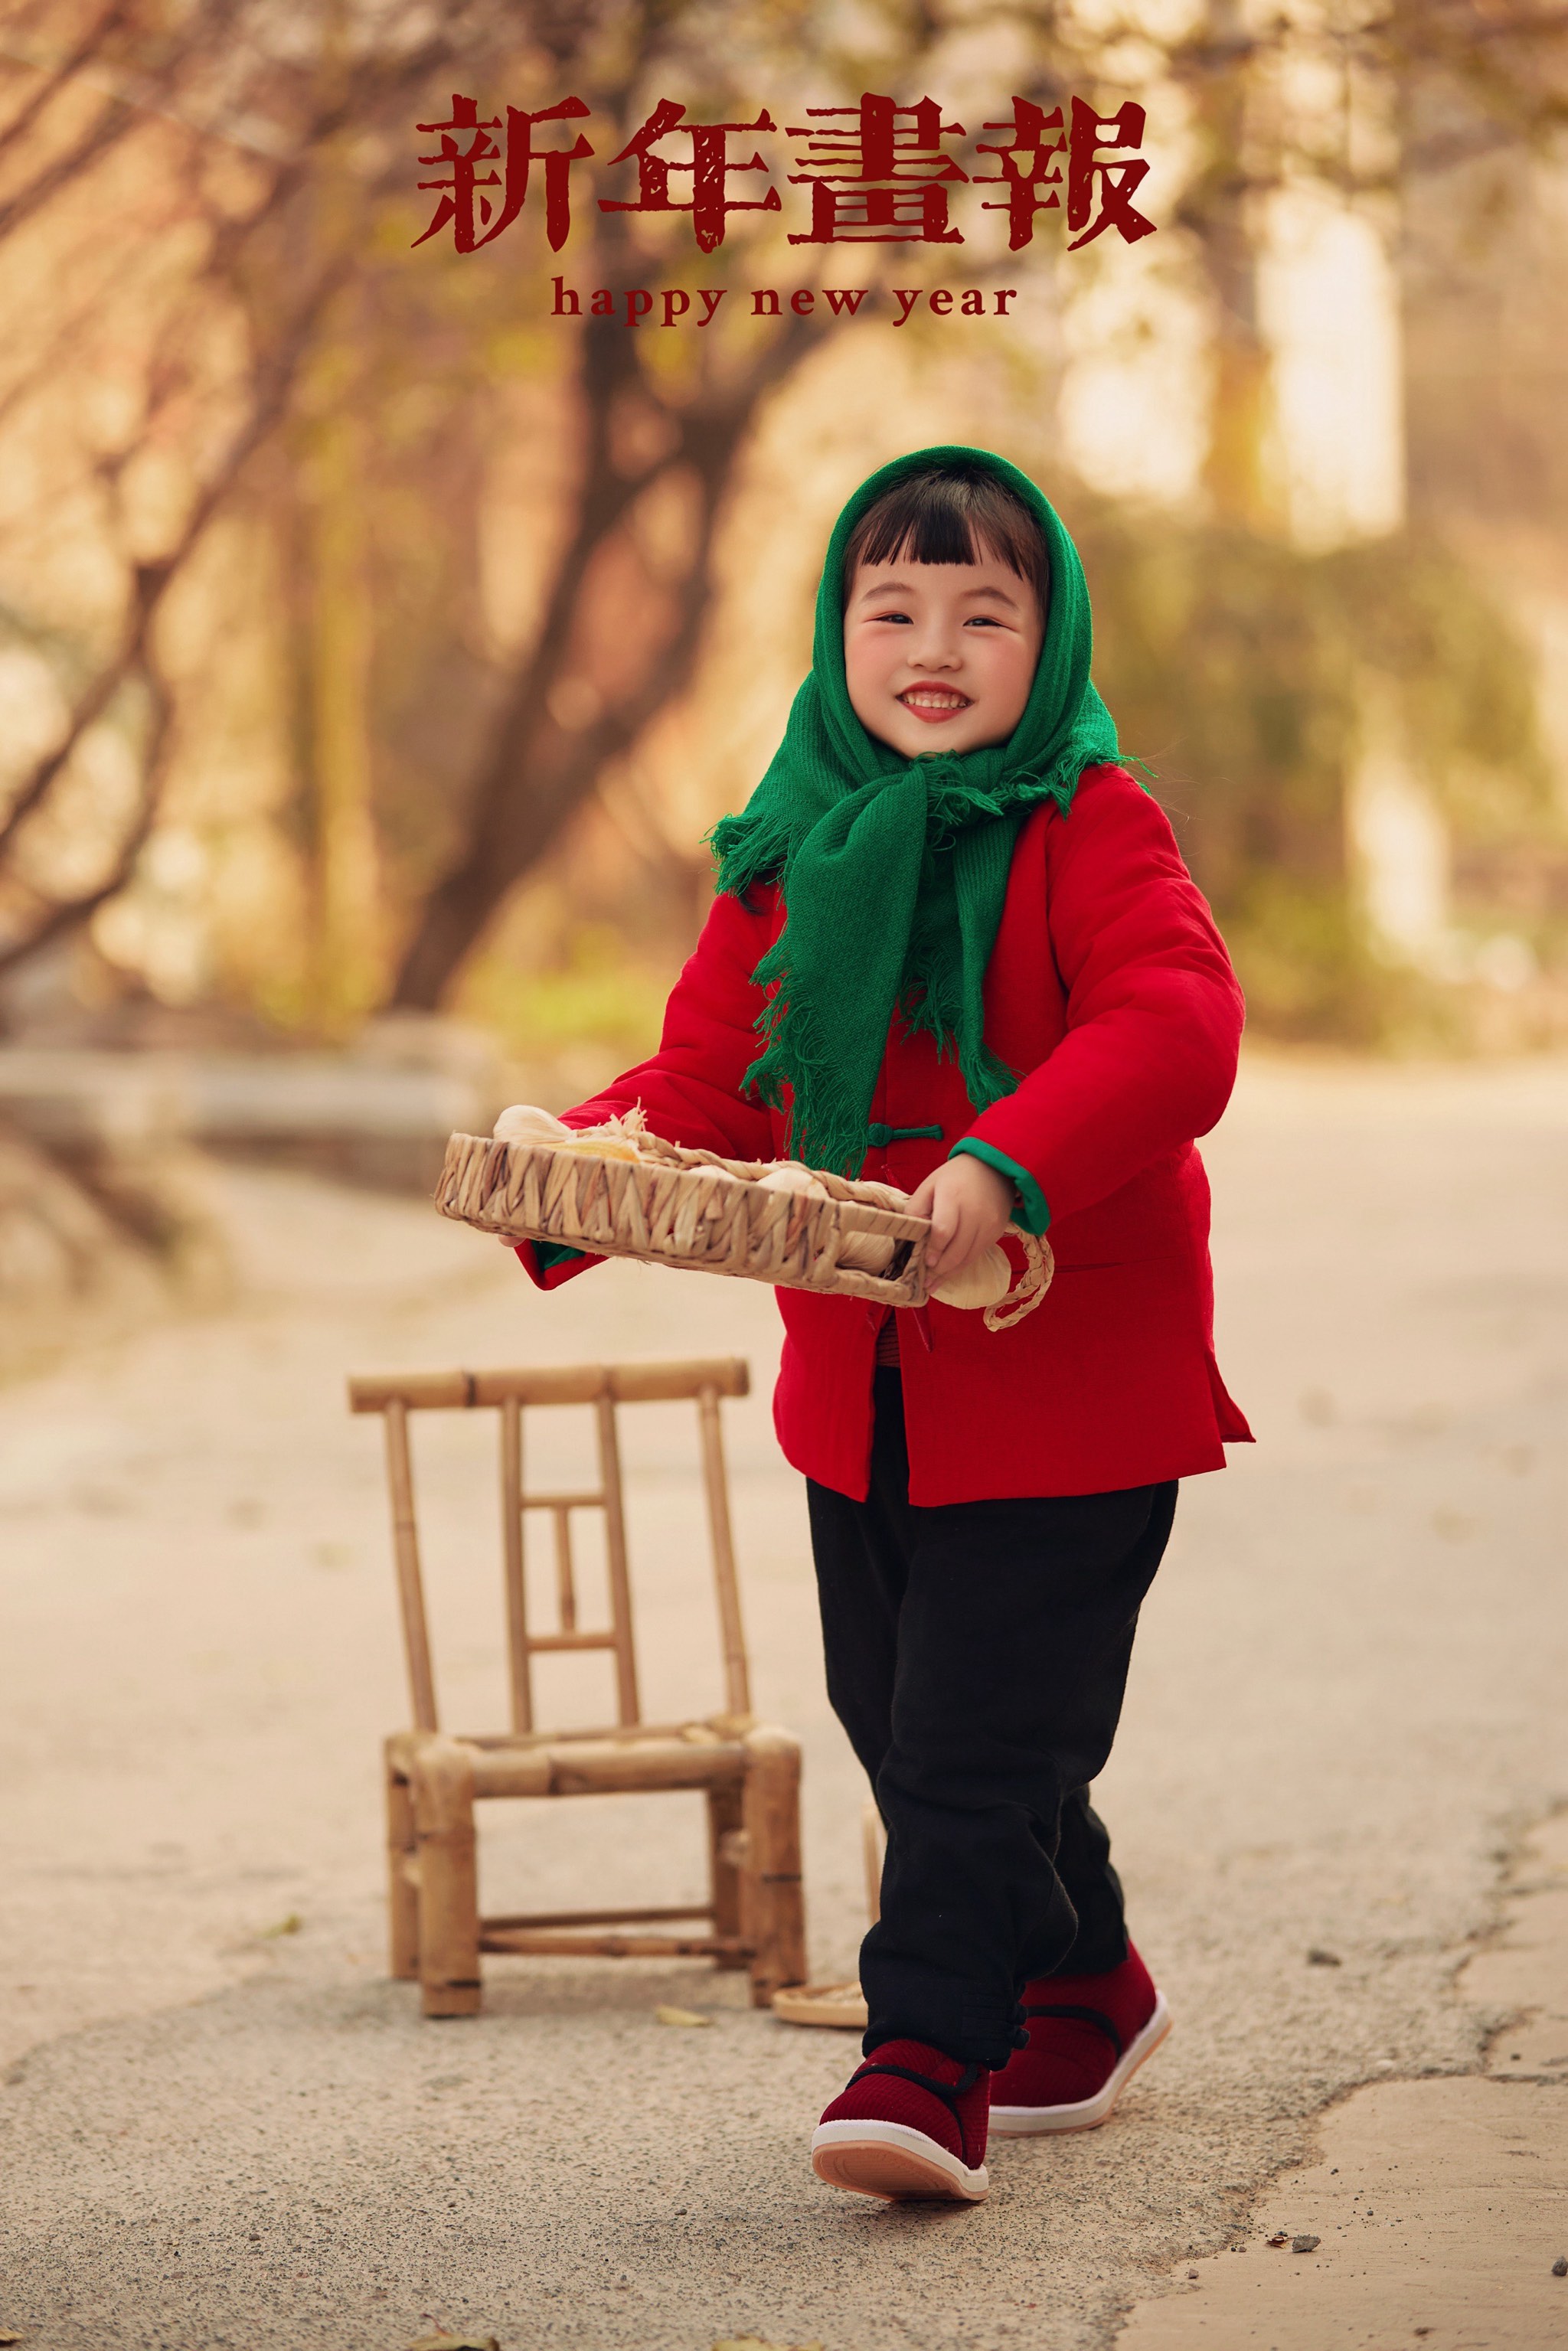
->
xmin=0 ymin=2330 xmax=22 ymax=2344
xmin=1266 ymin=2232 xmax=1289 ymax=2248
xmin=655 ymin=2004 xmax=712 ymax=2027
xmin=258 ymin=1913 xmax=302 ymax=1938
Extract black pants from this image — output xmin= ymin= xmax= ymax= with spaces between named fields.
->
xmin=806 ymin=1367 xmax=1177 ymax=2070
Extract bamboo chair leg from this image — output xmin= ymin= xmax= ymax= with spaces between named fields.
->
xmin=385 ymin=1742 xmax=420 ymax=1981
xmin=409 ymin=1734 xmax=482 ymax=2018
xmin=740 ymin=1727 xmax=806 ymax=2006
xmin=706 ymin=1781 xmax=747 ymax=1971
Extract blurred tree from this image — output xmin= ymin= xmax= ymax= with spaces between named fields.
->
xmin=1142 ymin=0 xmax=1566 ymax=1039
xmin=0 ymin=0 xmax=1563 ymax=1037
xmin=0 ymin=0 xmax=1082 ymax=1017
xmin=390 ymin=0 xmax=1568 ymax=1009
xmin=1173 ymin=0 xmax=1568 ymax=534
xmin=380 ymin=2 xmax=1072 ymax=1009
xmin=0 ymin=0 xmax=454 ymax=997
xmin=1072 ymin=500 xmax=1552 ymax=1037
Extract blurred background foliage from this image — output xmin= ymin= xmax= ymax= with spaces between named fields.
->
xmin=0 ymin=0 xmax=1565 ymax=1082
xmin=1076 ymin=508 xmax=1554 ymax=1038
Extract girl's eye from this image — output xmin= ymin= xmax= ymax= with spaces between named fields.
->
xmin=966 ymin=615 xmax=1002 ymax=629
xmin=871 ymin=609 xmax=912 ymax=624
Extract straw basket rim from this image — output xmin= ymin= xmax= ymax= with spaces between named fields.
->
xmin=434 ymin=1130 xmax=933 ymax=1305
xmin=433 ymin=1131 xmax=1053 ymax=1326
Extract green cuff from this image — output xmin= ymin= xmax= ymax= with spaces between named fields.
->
xmin=949 ymin=1138 xmax=1050 ymax=1234
xmin=532 ymin=1239 xmax=587 ymax=1272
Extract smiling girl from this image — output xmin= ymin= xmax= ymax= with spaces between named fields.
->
xmin=520 ymin=448 xmax=1250 ymax=2204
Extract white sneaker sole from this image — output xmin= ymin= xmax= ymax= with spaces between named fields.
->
xmin=989 ymin=1993 xmax=1172 ymax=2136
xmin=811 ymin=2118 xmax=989 ymax=2202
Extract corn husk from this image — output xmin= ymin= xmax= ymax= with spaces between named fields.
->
xmin=930 ymin=1241 xmax=1014 ymax=1311
xmin=493 ymin=1103 xmax=648 ymax=1163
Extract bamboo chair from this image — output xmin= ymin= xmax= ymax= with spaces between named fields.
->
xmin=348 ymin=1357 xmax=805 ymax=2019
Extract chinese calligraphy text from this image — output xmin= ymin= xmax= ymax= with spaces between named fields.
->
xmin=414 ymin=90 xmax=1156 ymax=256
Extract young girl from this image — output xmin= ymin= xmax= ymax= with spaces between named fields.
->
xmin=518 ymin=446 xmax=1250 ymax=2204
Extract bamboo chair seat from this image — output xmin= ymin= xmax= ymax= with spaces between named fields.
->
xmin=386 ymin=1722 xmax=752 ymax=1798
xmin=351 ymin=1357 xmax=806 ymax=2017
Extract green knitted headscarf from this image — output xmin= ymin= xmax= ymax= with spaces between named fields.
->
xmin=710 ymin=445 xmax=1121 ymax=1176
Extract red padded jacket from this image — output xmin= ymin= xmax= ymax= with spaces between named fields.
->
xmin=520 ymin=764 xmax=1252 ymax=1503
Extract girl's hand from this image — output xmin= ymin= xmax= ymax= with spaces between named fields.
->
xmin=906 ymin=1154 xmax=1017 ymax=1284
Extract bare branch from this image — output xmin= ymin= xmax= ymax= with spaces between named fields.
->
xmin=0 ymin=0 xmax=132 ymax=165
xmin=0 ymin=652 xmax=172 ymax=980
xmin=0 ymin=255 xmax=349 ymax=861
xmin=0 ymin=84 xmax=139 ymax=242
xmin=388 ymin=302 xmax=820 ymax=1007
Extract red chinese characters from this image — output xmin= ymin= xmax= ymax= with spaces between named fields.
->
xmin=599 ymin=100 xmax=782 ymax=253
xmin=413 ymin=91 xmax=1158 ymax=253
xmin=1065 ymin=99 xmax=1156 ymax=250
xmin=785 ymin=94 xmax=966 ymax=245
xmin=414 ymin=93 xmax=593 ymax=253
xmin=975 ymin=99 xmax=1067 ymax=250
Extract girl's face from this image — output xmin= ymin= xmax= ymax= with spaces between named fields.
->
xmin=842 ymin=548 xmax=1044 ymax=759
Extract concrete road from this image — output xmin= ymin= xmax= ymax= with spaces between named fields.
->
xmin=1 ymin=1053 xmax=1566 ymax=2351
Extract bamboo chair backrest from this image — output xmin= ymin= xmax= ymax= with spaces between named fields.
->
xmin=347 ymin=1358 xmax=751 ymax=1737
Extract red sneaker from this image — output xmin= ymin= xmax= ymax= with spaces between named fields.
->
xmin=811 ymin=2039 xmax=990 ymax=2202
xmin=989 ymin=1945 xmax=1171 ymax=2136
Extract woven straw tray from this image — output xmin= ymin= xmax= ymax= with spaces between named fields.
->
xmin=435 ymin=1129 xmax=942 ymax=1307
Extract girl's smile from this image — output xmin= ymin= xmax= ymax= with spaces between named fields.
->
xmin=843 ymin=550 xmax=1045 ymax=759
xmin=900 ymin=686 xmax=973 ymax=720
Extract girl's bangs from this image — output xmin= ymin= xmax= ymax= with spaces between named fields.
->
xmin=843 ymin=470 xmax=1050 ymax=604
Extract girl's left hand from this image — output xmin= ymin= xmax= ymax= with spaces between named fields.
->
xmin=906 ymin=1155 xmax=1017 ymax=1283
